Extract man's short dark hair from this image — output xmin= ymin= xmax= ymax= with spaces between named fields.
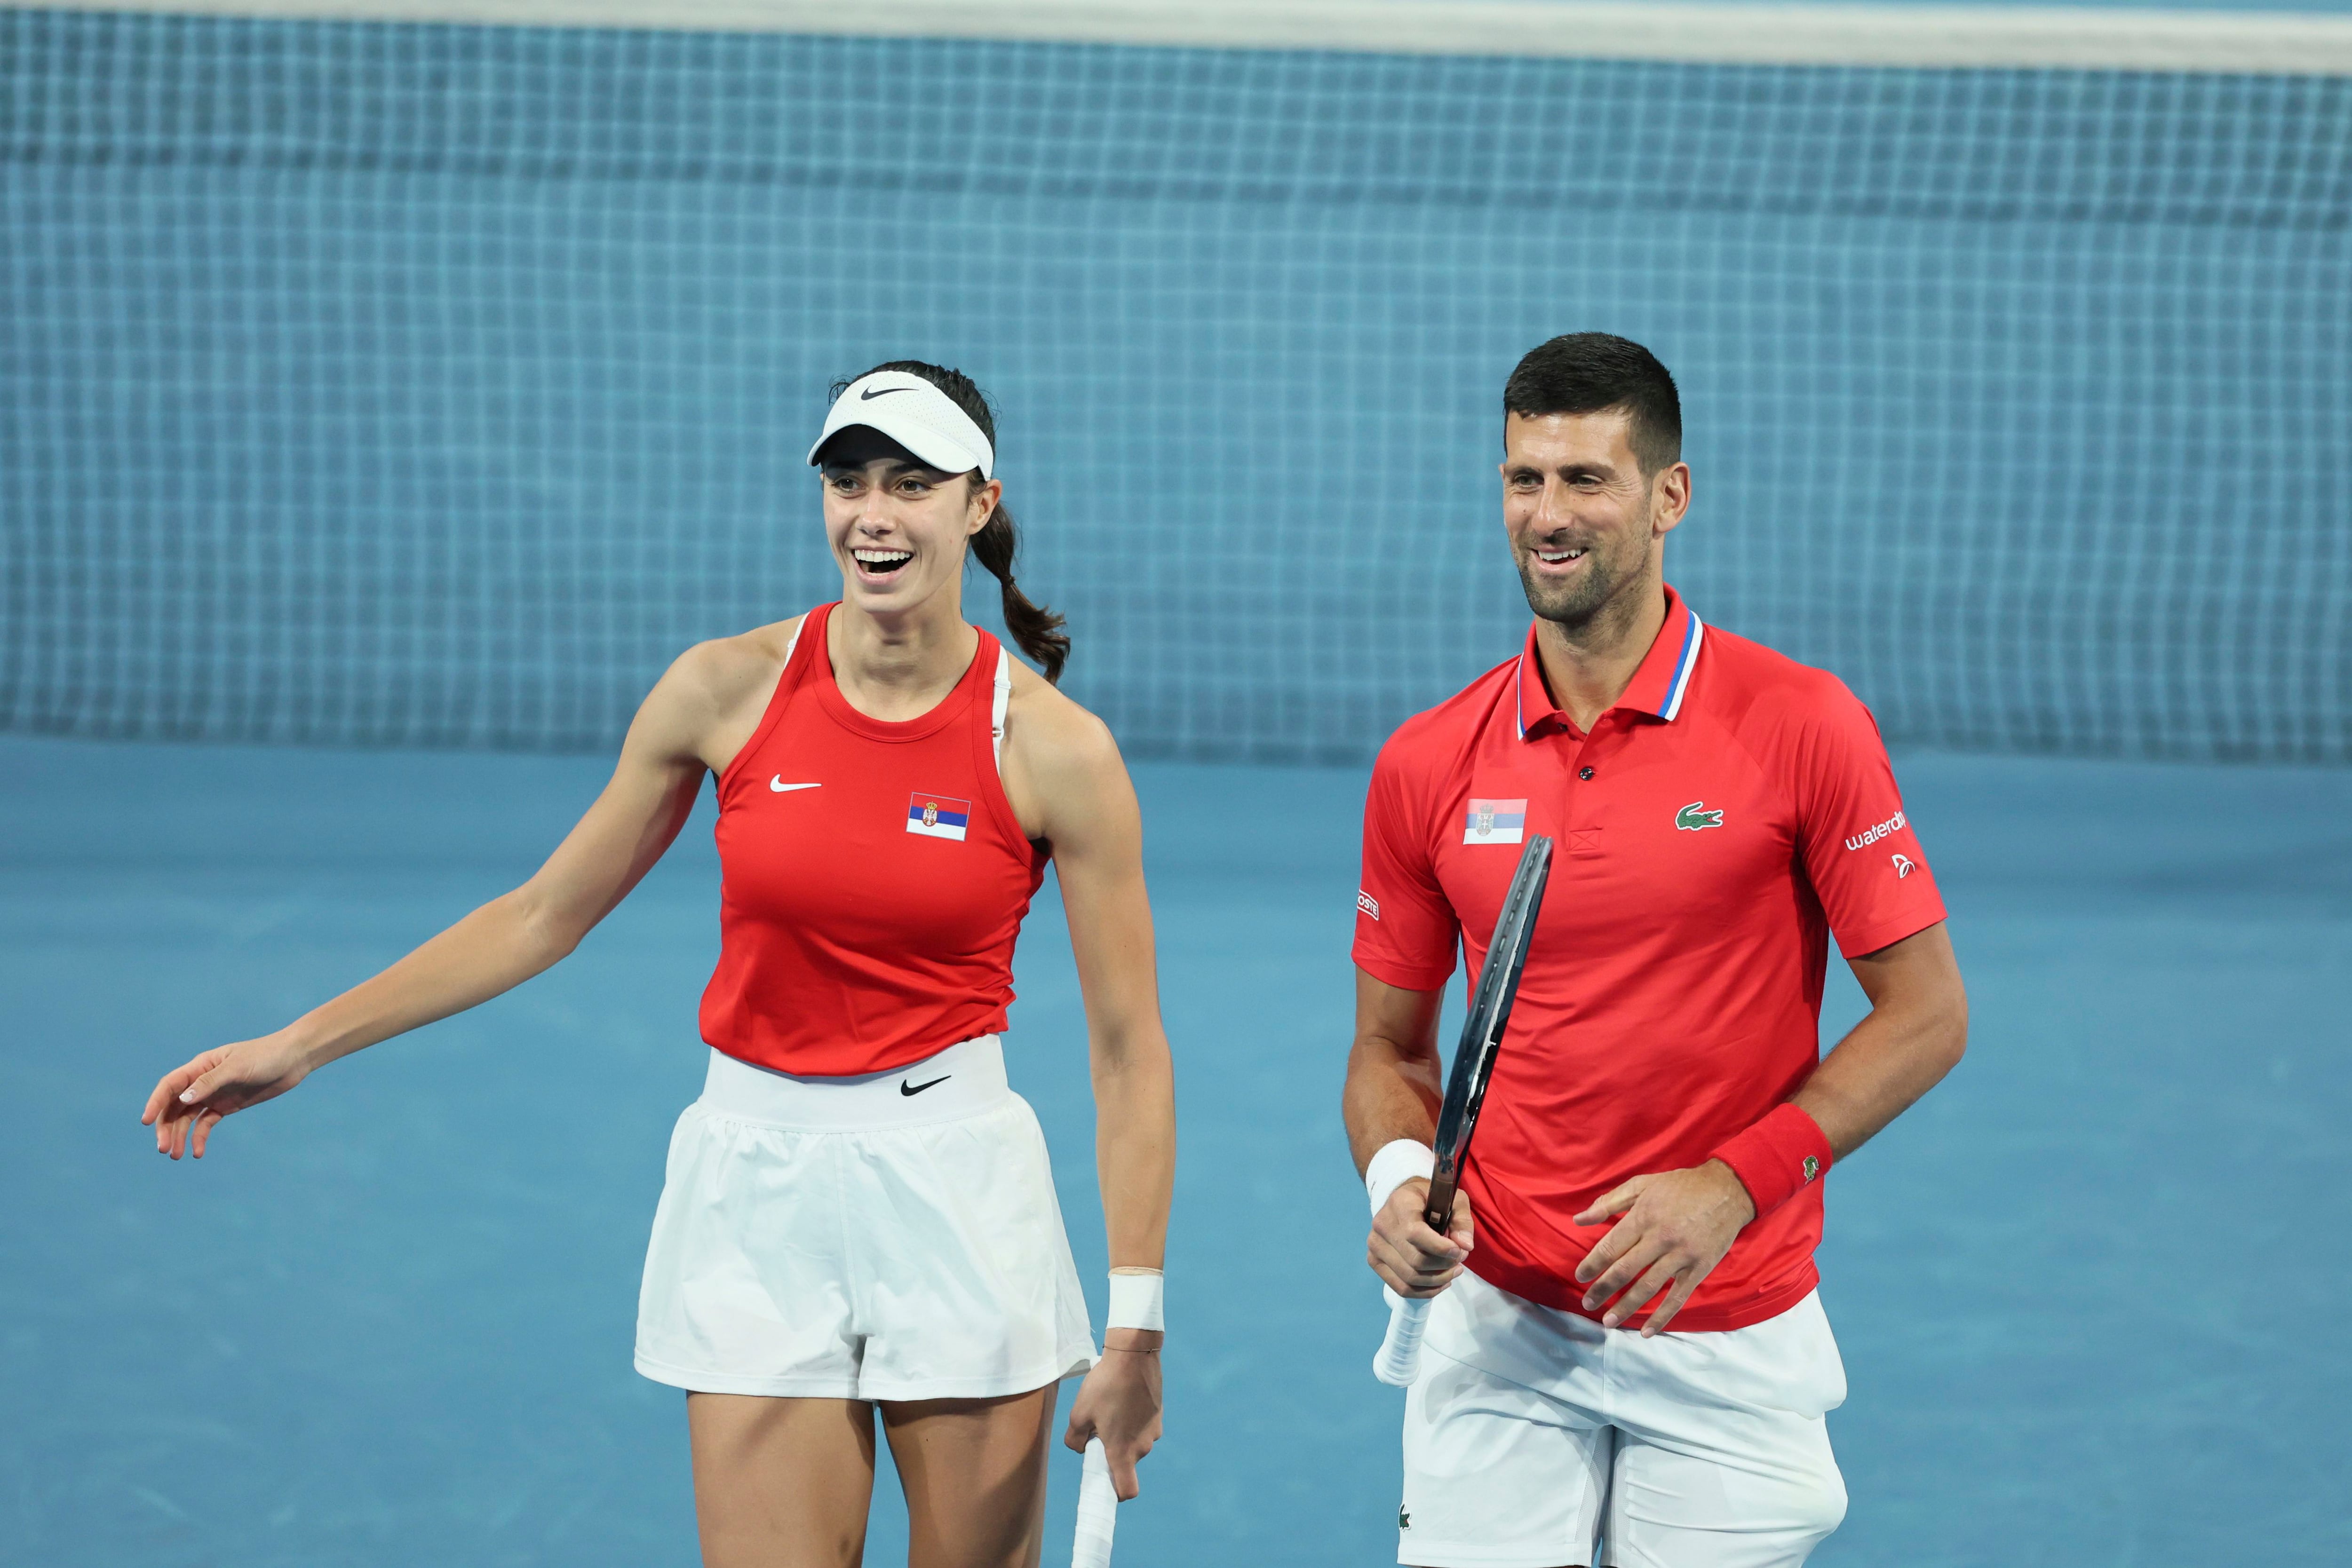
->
xmin=1503 ymin=333 xmax=1682 ymax=475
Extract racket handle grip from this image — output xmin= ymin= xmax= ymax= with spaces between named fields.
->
xmin=1374 ymin=1292 xmax=1432 ymax=1386
xmin=1073 ymin=1436 xmax=1117 ymax=1568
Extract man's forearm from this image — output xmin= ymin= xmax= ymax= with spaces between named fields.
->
xmin=1344 ymin=969 xmax=1451 ymax=1176
xmin=1793 ymin=927 xmax=1968 ymax=1160
xmin=1794 ymin=1009 xmax=1962 ymax=1159
xmin=1343 ymin=1033 xmax=1445 ymax=1176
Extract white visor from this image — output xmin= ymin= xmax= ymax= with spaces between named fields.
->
xmin=807 ymin=371 xmax=995 ymax=480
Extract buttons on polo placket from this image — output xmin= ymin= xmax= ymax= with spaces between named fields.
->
xmin=1568 ymin=746 xmax=1603 ymax=855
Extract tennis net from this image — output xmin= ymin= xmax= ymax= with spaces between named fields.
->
xmin=4 ymin=4 xmax=2348 ymax=762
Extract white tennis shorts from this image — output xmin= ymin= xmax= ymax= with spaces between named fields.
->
xmin=1399 ymin=1272 xmax=1848 ymax=1568
xmin=634 ymin=1036 xmax=1097 ymax=1402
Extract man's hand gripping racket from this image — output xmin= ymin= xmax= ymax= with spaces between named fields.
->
xmin=1373 ymin=834 xmax=1554 ymax=1387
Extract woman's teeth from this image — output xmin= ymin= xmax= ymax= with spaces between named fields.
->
xmin=854 ymin=549 xmax=914 ymax=575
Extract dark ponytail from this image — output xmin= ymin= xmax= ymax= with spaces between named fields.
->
xmin=834 ymin=359 xmax=1071 ymax=684
xmin=967 ymin=498 xmax=1070 ymax=685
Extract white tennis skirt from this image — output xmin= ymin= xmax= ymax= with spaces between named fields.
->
xmin=634 ymin=1036 xmax=1097 ymax=1402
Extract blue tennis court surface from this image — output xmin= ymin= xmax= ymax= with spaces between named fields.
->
xmin=3 ymin=732 xmax=2344 ymax=1565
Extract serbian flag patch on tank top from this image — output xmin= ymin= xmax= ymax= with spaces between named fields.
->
xmin=906 ymin=792 xmax=973 ymax=841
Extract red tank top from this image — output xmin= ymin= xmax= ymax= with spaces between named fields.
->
xmin=699 ymin=603 xmax=1046 ymax=1076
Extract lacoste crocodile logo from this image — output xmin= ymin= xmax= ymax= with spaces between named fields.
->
xmin=1675 ymin=801 xmax=1725 ymax=831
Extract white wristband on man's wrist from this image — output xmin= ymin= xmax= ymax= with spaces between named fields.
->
xmin=1365 ymin=1139 xmax=1437 ymax=1216
xmin=1107 ymin=1267 xmax=1164 ymax=1332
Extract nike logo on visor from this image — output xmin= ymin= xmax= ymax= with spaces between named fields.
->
xmin=859 ymin=386 xmax=913 ymax=400
xmin=770 ymin=778 xmax=820 ymax=792
xmin=900 ymin=1075 xmax=951 ymax=1096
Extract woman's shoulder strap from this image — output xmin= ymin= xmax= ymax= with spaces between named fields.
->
xmin=991 ymin=635 xmax=1011 ymax=769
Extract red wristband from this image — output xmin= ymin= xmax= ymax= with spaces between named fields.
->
xmin=1710 ymin=1103 xmax=1832 ymax=1220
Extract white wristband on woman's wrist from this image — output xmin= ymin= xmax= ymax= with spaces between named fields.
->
xmin=1365 ymin=1138 xmax=1437 ymax=1216
xmin=1107 ymin=1267 xmax=1164 ymax=1332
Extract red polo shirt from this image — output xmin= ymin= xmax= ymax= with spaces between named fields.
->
xmin=1353 ymin=587 xmax=1946 ymax=1331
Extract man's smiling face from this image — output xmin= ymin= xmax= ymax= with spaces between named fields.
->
xmin=1500 ymin=407 xmax=1682 ymax=632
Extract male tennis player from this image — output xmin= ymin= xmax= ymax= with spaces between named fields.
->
xmin=1343 ymin=333 xmax=1967 ymax=1566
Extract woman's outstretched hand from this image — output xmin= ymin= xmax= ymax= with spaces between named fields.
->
xmin=142 ymin=1032 xmax=314 ymax=1159
xmin=1063 ymin=1328 xmax=1163 ymax=1500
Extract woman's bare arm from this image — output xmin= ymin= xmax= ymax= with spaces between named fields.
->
xmin=142 ymin=632 xmax=785 ymax=1158
xmin=1002 ymin=677 xmax=1175 ymax=1497
xmin=1023 ymin=704 xmax=1176 ymax=1275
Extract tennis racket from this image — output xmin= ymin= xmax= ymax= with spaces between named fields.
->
xmin=1072 ymin=1436 xmax=1117 ymax=1568
xmin=1373 ymin=832 xmax=1554 ymax=1387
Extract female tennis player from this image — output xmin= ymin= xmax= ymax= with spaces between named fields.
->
xmin=141 ymin=361 xmax=1174 ymax=1568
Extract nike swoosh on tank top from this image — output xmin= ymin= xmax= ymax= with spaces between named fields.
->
xmin=699 ymin=602 xmax=1046 ymax=1077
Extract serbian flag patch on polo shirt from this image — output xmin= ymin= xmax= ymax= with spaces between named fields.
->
xmin=1463 ymin=799 xmax=1527 ymax=845
xmin=906 ymin=792 xmax=972 ymax=841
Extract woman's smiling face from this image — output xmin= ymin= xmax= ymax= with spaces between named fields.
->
xmin=820 ymin=453 xmax=1001 ymax=616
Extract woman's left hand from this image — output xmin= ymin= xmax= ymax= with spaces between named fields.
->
xmin=1063 ymin=1328 xmax=1162 ymax=1499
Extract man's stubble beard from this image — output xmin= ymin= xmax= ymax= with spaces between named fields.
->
xmin=1514 ymin=498 xmax=1650 ymax=637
